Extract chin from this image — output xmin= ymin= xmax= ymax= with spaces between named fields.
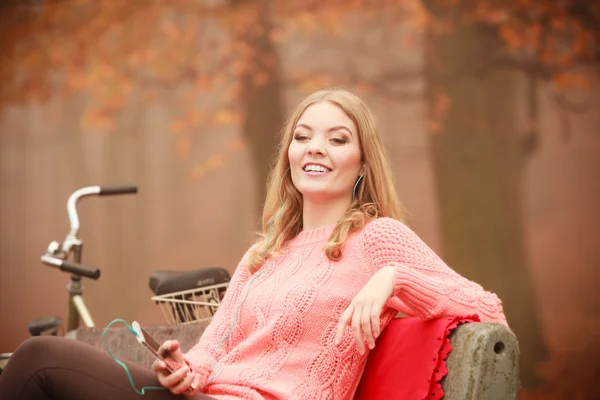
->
xmin=297 ymin=184 xmax=329 ymax=197
xmin=300 ymin=189 xmax=345 ymax=204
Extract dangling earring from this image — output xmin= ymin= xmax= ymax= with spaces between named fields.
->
xmin=352 ymin=165 xmax=366 ymax=201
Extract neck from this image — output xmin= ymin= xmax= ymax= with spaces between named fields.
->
xmin=302 ymin=195 xmax=352 ymax=231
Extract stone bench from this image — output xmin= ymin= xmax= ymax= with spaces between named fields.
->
xmin=74 ymin=320 xmax=519 ymax=399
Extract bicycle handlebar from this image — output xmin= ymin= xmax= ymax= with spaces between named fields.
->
xmin=41 ymin=255 xmax=101 ymax=280
xmin=98 ymin=185 xmax=138 ymax=196
xmin=67 ymin=184 xmax=138 ymax=239
xmin=42 ymin=184 xmax=138 ymax=280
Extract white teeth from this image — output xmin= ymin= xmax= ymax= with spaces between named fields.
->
xmin=304 ymin=165 xmax=330 ymax=173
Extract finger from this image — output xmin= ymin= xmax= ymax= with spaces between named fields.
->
xmin=171 ymin=371 xmax=195 ymax=395
xmin=190 ymin=373 xmax=200 ymax=390
xmin=159 ymin=340 xmax=180 ymax=357
xmin=158 ymin=340 xmax=173 ymax=359
xmin=162 ymin=365 xmax=191 ymax=389
xmin=160 ymin=367 xmax=187 ymax=389
xmin=183 ymin=373 xmax=200 ymax=396
xmin=168 ymin=340 xmax=180 ymax=353
xmin=361 ymin=301 xmax=375 ymax=349
xmin=370 ymin=300 xmax=385 ymax=339
xmin=167 ymin=340 xmax=186 ymax=363
xmin=335 ymin=305 xmax=354 ymax=344
xmin=156 ymin=370 xmax=172 ymax=388
xmin=151 ymin=359 xmax=167 ymax=373
xmin=351 ymin=302 xmax=365 ymax=355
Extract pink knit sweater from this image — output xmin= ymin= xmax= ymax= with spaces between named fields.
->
xmin=184 ymin=217 xmax=507 ymax=400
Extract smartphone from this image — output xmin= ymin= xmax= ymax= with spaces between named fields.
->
xmin=131 ymin=321 xmax=181 ymax=373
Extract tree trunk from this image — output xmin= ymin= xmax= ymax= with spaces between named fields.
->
xmin=233 ymin=0 xmax=284 ymax=212
xmin=425 ymin=21 xmax=547 ymax=387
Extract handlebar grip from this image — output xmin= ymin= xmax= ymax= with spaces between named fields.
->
xmin=98 ymin=184 xmax=138 ymax=196
xmin=41 ymin=255 xmax=101 ymax=280
xmin=61 ymin=260 xmax=101 ymax=280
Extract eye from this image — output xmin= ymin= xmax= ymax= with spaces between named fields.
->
xmin=293 ymin=133 xmax=309 ymax=141
xmin=330 ymin=138 xmax=347 ymax=145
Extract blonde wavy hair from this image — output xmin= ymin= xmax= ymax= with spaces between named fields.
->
xmin=247 ymin=88 xmax=404 ymax=270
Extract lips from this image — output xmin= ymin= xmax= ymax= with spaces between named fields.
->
xmin=302 ymin=163 xmax=332 ymax=173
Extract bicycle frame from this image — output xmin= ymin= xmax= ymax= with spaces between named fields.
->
xmin=40 ymin=185 xmax=137 ymax=332
xmin=64 ymin=187 xmax=98 ymax=331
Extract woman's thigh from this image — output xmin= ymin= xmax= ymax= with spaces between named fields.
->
xmin=0 ymin=336 xmax=214 ymax=400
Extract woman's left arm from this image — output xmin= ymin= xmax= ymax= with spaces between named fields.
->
xmin=361 ymin=217 xmax=508 ymax=326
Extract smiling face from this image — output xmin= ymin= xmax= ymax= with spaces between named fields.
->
xmin=287 ymin=101 xmax=363 ymax=205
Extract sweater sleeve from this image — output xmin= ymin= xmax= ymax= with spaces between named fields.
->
xmin=183 ymin=247 xmax=254 ymax=387
xmin=360 ymin=217 xmax=508 ymax=326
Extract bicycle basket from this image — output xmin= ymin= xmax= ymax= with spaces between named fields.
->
xmin=151 ymin=282 xmax=229 ymax=324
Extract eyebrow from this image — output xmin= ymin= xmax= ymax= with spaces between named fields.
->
xmin=295 ymin=123 xmax=354 ymax=137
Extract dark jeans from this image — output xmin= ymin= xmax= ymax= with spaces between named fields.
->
xmin=0 ymin=336 xmax=215 ymax=400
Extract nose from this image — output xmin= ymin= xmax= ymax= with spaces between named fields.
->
xmin=307 ymin=137 xmax=326 ymax=156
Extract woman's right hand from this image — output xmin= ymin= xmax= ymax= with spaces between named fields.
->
xmin=151 ymin=340 xmax=200 ymax=396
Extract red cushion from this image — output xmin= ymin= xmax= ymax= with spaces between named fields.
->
xmin=354 ymin=315 xmax=479 ymax=400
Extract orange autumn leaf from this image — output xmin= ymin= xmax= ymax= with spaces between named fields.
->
xmin=177 ymin=135 xmax=191 ymax=158
xmin=182 ymin=90 xmax=196 ymax=103
xmin=206 ymin=153 xmax=225 ymax=168
xmin=105 ymin=94 xmax=125 ymax=110
xmin=227 ymin=137 xmax=245 ymax=152
xmin=187 ymin=109 xmax=204 ymax=125
xmin=67 ymin=72 xmax=87 ymax=92
xmin=213 ymin=72 xmax=227 ymax=86
xmin=195 ymin=76 xmax=213 ymax=90
xmin=484 ymin=9 xmax=509 ymax=24
xmin=355 ymin=82 xmax=373 ymax=94
xmin=189 ymin=153 xmax=226 ymax=180
xmin=322 ymin=19 xmax=342 ymax=36
xmin=572 ymin=37 xmax=584 ymax=55
xmin=213 ymin=109 xmax=239 ymax=125
xmin=428 ymin=120 xmax=442 ymax=135
xmin=144 ymin=89 xmax=158 ymax=103
xmin=401 ymin=35 xmax=415 ymax=50
xmin=170 ymin=118 xmax=188 ymax=134
xmin=189 ymin=164 xmax=207 ymax=180
xmin=499 ymin=25 xmax=523 ymax=50
xmin=553 ymin=72 xmax=591 ymax=89
xmin=432 ymin=90 xmax=452 ymax=119
xmin=223 ymin=85 xmax=241 ymax=102
xmin=253 ymin=71 xmax=270 ymax=87
xmin=268 ymin=28 xmax=284 ymax=43
xmin=231 ymin=59 xmax=251 ymax=77
xmin=550 ymin=17 xmax=566 ymax=32
xmin=288 ymin=69 xmax=307 ymax=80
xmin=299 ymin=79 xmax=318 ymax=94
xmin=297 ymin=12 xmax=317 ymax=32
xmin=81 ymin=108 xmax=114 ymax=131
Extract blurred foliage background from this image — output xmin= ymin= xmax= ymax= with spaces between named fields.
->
xmin=1 ymin=0 xmax=599 ymax=398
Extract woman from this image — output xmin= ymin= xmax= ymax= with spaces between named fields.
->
xmin=0 ymin=88 xmax=507 ymax=400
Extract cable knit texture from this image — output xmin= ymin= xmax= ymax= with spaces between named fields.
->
xmin=184 ymin=217 xmax=508 ymax=400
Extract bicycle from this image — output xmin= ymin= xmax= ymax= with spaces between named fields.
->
xmin=0 ymin=184 xmax=230 ymax=375
xmin=25 ymin=184 xmax=139 ymax=338
xmin=1 ymin=184 xmax=138 ymax=375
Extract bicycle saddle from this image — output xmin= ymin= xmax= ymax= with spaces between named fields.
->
xmin=149 ymin=267 xmax=231 ymax=295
